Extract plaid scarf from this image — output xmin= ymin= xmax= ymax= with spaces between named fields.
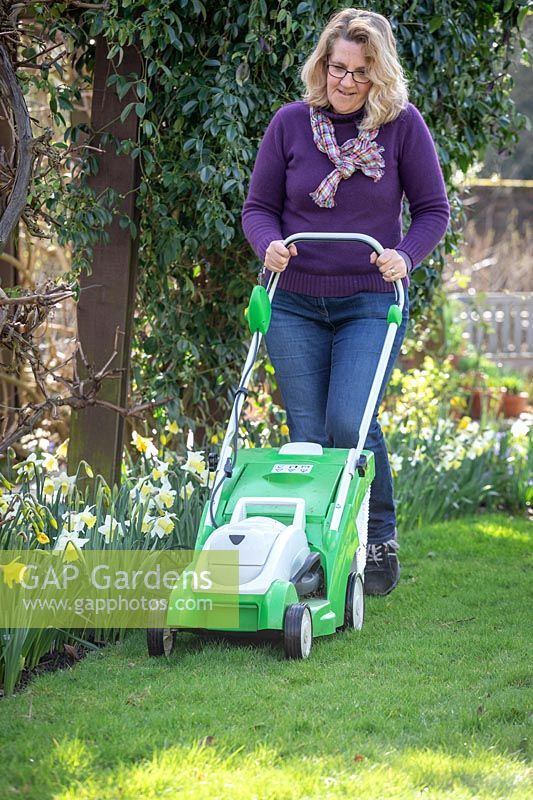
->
xmin=309 ymin=107 xmax=385 ymax=208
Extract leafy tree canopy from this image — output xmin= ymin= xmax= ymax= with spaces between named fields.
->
xmin=11 ymin=0 xmax=533 ymax=430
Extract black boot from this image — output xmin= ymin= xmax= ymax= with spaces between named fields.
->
xmin=364 ymin=540 xmax=400 ymax=596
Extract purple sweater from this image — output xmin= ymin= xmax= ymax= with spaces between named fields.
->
xmin=242 ymin=101 xmax=449 ymax=296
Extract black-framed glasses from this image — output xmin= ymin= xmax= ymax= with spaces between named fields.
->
xmin=326 ymin=63 xmax=371 ymax=85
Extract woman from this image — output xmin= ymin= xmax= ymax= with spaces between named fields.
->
xmin=242 ymin=8 xmax=449 ymax=596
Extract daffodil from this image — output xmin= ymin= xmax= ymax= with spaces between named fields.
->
xmin=150 ymin=513 xmax=176 ymax=539
xmin=132 ymin=431 xmax=158 ymax=458
xmin=151 ymin=459 xmax=170 ymax=482
xmin=181 ymin=450 xmax=206 ymax=477
xmin=54 ymin=472 xmax=77 ymax=497
xmin=1 ymin=558 xmax=28 ymax=588
xmin=54 ymin=530 xmax=90 ymax=552
xmin=62 ymin=507 xmax=96 ymax=533
xmin=43 ymin=477 xmax=56 ymax=497
xmin=280 ymin=424 xmax=289 ymax=437
xmin=140 ymin=480 xmax=155 ymax=499
xmin=14 ymin=452 xmax=42 ymax=477
xmin=81 ymin=461 xmax=94 ymax=478
xmin=0 ymin=474 xmax=14 ymax=490
xmin=180 ymin=481 xmax=195 ymax=501
xmin=63 ymin=541 xmax=81 ymax=563
xmin=78 ymin=506 xmax=97 ymax=529
xmin=56 ymin=439 xmax=69 ymax=459
xmin=42 ymin=453 xmax=59 ymax=473
xmin=97 ymin=515 xmax=128 ymax=543
xmin=167 ymin=420 xmax=179 ymax=435
xmin=153 ymin=483 xmax=176 ymax=511
xmin=36 ymin=531 xmax=50 ymax=544
xmin=457 ymin=416 xmax=472 ymax=431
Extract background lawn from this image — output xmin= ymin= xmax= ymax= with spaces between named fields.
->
xmin=0 ymin=513 xmax=530 ymax=799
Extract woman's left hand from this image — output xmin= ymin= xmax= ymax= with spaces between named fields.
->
xmin=370 ymin=249 xmax=408 ymax=282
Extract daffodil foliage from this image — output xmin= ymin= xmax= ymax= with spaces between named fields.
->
xmin=26 ymin=0 xmax=531 ymax=429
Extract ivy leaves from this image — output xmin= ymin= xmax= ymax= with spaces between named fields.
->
xmin=19 ymin=0 xmax=532 ymax=429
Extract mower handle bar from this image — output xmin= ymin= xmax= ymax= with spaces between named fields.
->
xmin=278 ymin=232 xmax=405 ymax=310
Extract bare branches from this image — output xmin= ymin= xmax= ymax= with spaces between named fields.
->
xmin=0 ymin=284 xmax=171 ymax=452
xmin=1 ymin=337 xmax=172 ymax=453
xmin=0 ymin=286 xmax=75 ymax=307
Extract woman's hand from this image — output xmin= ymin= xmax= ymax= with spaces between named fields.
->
xmin=264 ymin=240 xmax=298 ymax=272
xmin=370 ymin=249 xmax=408 ymax=282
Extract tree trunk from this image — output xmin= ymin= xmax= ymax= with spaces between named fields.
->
xmin=68 ymin=37 xmax=142 ymax=487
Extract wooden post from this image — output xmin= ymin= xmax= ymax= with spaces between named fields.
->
xmin=68 ymin=37 xmax=142 ymax=487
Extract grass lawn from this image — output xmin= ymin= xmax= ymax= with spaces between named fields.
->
xmin=0 ymin=513 xmax=530 ymax=799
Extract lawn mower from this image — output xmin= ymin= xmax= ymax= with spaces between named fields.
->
xmin=147 ymin=233 xmax=404 ymax=660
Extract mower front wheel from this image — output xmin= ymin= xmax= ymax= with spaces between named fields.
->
xmin=283 ymin=603 xmax=313 ymax=660
xmin=147 ymin=628 xmax=176 ymax=657
xmin=344 ymin=572 xmax=365 ymax=630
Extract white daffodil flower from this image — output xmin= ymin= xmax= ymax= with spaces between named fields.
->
xmin=153 ymin=484 xmax=176 ymax=512
xmin=14 ymin=452 xmax=43 ymax=476
xmin=54 ymin=530 xmax=90 ymax=552
xmin=150 ymin=513 xmax=176 ymax=539
xmin=98 ymin=515 xmax=128 ymax=543
xmin=181 ymin=450 xmax=206 ymax=477
xmin=42 ymin=453 xmax=59 ymax=473
xmin=151 ymin=459 xmax=170 ymax=481
xmin=55 ymin=472 xmax=77 ymax=497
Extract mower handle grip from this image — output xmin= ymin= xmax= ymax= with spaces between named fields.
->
xmin=282 ymin=231 xmax=384 ymax=255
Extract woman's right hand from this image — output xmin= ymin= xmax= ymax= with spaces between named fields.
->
xmin=264 ymin=240 xmax=298 ymax=272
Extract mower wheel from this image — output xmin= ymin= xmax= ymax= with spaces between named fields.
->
xmin=283 ymin=603 xmax=313 ymax=660
xmin=147 ymin=628 xmax=176 ymax=657
xmin=344 ymin=572 xmax=364 ymax=630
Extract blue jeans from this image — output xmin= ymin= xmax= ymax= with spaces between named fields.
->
xmin=265 ymin=288 xmax=409 ymax=545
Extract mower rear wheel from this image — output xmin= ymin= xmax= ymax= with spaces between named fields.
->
xmin=344 ymin=572 xmax=365 ymax=630
xmin=283 ymin=603 xmax=313 ymax=660
xmin=147 ymin=628 xmax=176 ymax=657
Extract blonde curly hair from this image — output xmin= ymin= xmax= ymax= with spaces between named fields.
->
xmin=301 ymin=8 xmax=409 ymax=130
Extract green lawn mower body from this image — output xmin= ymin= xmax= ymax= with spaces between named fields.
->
xmin=165 ymin=445 xmax=374 ymax=641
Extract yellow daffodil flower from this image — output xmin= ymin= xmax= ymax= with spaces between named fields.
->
xmin=79 ymin=509 xmax=97 ymax=529
xmin=180 ymin=481 xmax=194 ymax=501
xmin=43 ymin=477 xmax=55 ymax=497
xmin=132 ymin=431 xmax=158 ymax=458
xmin=0 ymin=558 xmax=28 ymax=588
xmin=56 ymin=440 xmax=69 ymax=459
